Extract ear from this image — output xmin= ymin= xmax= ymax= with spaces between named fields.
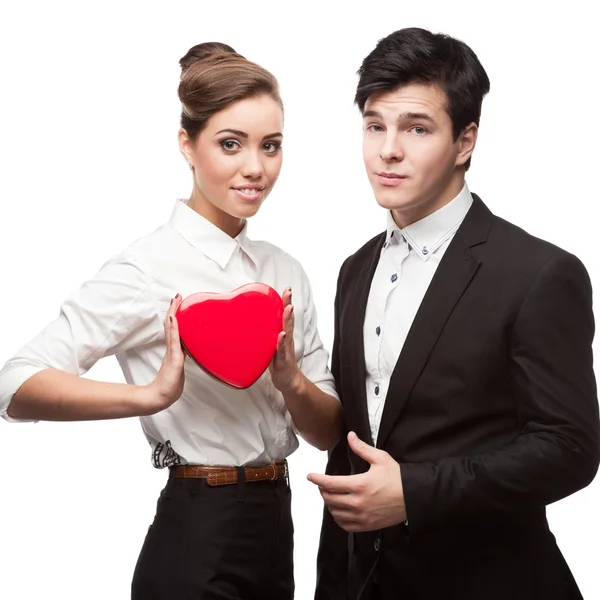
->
xmin=455 ymin=122 xmax=478 ymax=168
xmin=178 ymin=128 xmax=194 ymax=169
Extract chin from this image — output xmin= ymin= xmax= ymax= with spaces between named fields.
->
xmin=232 ymin=203 xmax=262 ymax=219
xmin=373 ymin=193 xmax=414 ymax=211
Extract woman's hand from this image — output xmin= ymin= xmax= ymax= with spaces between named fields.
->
xmin=141 ymin=293 xmax=186 ymax=414
xmin=269 ymin=287 xmax=303 ymax=394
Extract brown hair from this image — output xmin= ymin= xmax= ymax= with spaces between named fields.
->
xmin=178 ymin=42 xmax=283 ymax=140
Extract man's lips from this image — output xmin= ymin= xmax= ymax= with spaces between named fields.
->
xmin=376 ymin=172 xmax=407 ymax=179
xmin=376 ymin=173 xmax=408 ymax=186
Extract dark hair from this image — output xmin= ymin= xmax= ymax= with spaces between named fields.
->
xmin=178 ymin=42 xmax=283 ymax=140
xmin=356 ymin=28 xmax=490 ymax=170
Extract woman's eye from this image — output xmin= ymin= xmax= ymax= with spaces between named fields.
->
xmin=220 ymin=139 xmax=241 ymax=151
xmin=263 ymin=141 xmax=281 ymax=153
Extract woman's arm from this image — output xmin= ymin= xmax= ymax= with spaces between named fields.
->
xmin=270 ymin=286 xmax=342 ymax=451
xmin=1 ymin=254 xmax=185 ymax=423
xmin=278 ymin=371 xmax=342 ymax=452
xmin=8 ymin=295 xmax=185 ymax=420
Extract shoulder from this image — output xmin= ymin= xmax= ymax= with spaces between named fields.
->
xmin=454 ymin=207 xmax=591 ymax=312
xmin=337 ymin=231 xmax=386 ymax=286
xmin=89 ymin=224 xmax=172 ymax=287
xmin=249 ymin=239 xmax=307 ymax=278
xmin=462 ymin=194 xmax=589 ymax=282
xmin=487 ymin=214 xmax=588 ymax=277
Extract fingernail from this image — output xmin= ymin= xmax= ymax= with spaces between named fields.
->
xmin=348 ymin=431 xmax=357 ymax=441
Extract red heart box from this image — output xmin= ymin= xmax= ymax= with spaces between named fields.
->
xmin=175 ymin=283 xmax=283 ymax=389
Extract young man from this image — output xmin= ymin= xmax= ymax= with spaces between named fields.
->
xmin=310 ymin=27 xmax=599 ymax=600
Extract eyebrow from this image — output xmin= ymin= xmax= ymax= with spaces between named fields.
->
xmin=362 ymin=110 xmax=435 ymax=123
xmin=398 ymin=112 xmax=435 ymax=123
xmin=215 ymin=128 xmax=283 ymax=140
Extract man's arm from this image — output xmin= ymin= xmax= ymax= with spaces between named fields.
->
xmin=401 ymin=252 xmax=600 ymax=536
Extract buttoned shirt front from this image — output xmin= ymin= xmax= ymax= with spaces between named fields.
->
xmin=0 ymin=199 xmax=338 ymax=467
xmin=363 ymin=184 xmax=473 ymax=443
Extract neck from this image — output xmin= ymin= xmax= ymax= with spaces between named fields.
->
xmin=391 ymin=170 xmax=465 ymax=229
xmin=187 ymin=190 xmax=245 ymax=239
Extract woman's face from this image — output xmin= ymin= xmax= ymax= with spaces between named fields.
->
xmin=179 ymin=94 xmax=284 ymax=237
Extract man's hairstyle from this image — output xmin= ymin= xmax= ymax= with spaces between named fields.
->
xmin=356 ymin=28 xmax=490 ymax=170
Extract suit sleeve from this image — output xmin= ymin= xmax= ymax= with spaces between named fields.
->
xmin=400 ymin=252 xmax=600 ymax=536
xmin=315 ymin=264 xmax=351 ymax=600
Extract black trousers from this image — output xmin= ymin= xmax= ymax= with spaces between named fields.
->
xmin=131 ymin=467 xmax=294 ymax=599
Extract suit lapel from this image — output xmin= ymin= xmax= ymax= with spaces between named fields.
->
xmin=375 ymin=195 xmax=492 ymax=448
xmin=345 ymin=234 xmax=385 ymax=446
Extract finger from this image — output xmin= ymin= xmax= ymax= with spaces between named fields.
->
xmin=332 ymin=518 xmax=364 ymax=533
xmin=169 ymin=316 xmax=184 ymax=365
xmin=287 ymin=289 xmax=294 ymax=335
xmin=281 ymin=286 xmax=292 ymax=309
xmin=165 ymin=294 xmax=181 ymax=357
xmin=328 ymin=505 xmax=360 ymax=521
xmin=283 ymin=304 xmax=294 ymax=340
xmin=275 ymin=331 xmax=287 ymax=358
xmin=165 ymin=293 xmax=181 ymax=322
xmin=163 ymin=302 xmax=172 ymax=355
xmin=321 ymin=493 xmax=357 ymax=510
xmin=307 ymin=472 xmax=364 ymax=494
xmin=347 ymin=431 xmax=382 ymax=465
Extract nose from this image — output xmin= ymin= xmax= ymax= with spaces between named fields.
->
xmin=379 ymin=132 xmax=404 ymax=163
xmin=241 ymin=150 xmax=265 ymax=179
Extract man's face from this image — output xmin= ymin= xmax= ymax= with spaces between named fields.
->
xmin=362 ymin=83 xmax=475 ymax=228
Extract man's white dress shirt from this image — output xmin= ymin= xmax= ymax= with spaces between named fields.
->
xmin=0 ymin=199 xmax=338 ymax=467
xmin=363 ymin=184 xmax=473 ymax=444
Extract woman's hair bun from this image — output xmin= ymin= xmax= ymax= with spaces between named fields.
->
xmin=179 ymin=42 xmax=242 ymax=73
xmin=177 ymin=41 xmax=281 ymax=140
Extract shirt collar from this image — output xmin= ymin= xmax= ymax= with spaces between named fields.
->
xmin=385 ymin=183 xmax=473 ymax=261
xmin=168 ymin=199 xmax=258 ymax=269
xmin=234 ymin=220 xmax=259 ymax=266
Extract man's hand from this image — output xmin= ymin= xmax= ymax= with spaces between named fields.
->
xmin=308 ymin=431 xmax=407 ymax=532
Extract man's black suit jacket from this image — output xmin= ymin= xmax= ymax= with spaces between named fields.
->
xmin=315 ymin=195 xmax=600 ymax=600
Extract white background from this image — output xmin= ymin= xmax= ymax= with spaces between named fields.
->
xmin=0 ymin=1 xmax=598 ymax=598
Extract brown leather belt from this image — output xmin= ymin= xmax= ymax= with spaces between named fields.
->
xmin=175 ymin=462 xmax=287 ymax=486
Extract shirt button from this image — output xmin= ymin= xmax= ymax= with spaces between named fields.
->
xmin=374 ymin=385 xmax=380 ymax=395
xmin=374 ymin=537 xmax=381 ymax=551
xmin=422 ymin=247 xmax=429 ymax=255
xmin=376 ymin=326 xmax=381 ymax=336
xmin=390 ymin=273 xmax=398 ymax=283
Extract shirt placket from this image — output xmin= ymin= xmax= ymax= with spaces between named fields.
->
xmin=372 ymin=236 xmax=410 ymax=440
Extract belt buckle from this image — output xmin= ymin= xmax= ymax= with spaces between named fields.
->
xmin=283 ymin=460 xmax=289 ymax=486
xmin=268 ymin=463 xmax=277 ymax=481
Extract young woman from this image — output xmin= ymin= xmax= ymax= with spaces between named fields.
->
xmin=0 ymin=42 xmax=341 ymax=599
